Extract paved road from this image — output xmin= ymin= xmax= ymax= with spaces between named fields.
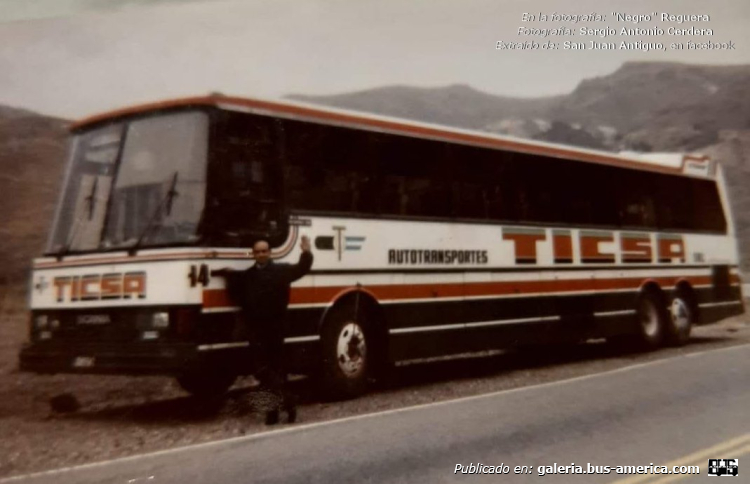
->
xmin=5 ymin=344 xmax=749 ymax=484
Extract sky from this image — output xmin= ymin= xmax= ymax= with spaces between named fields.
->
xmin=0 ymin=0 xmax=748 ymax=119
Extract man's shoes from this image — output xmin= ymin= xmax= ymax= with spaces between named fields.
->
xmin=285 ymin=405 xmax=297 ymax=424
xmin=264 ymin=409 xmax=279 ymax=425
xmin=264 ymin=408 xmax=295 ymax=425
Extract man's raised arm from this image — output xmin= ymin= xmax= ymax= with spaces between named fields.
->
xmin=286 ymin=235 xmax=313 ymax=282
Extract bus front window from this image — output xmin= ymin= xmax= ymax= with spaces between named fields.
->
xmin=101 ymin=112 xmax=209 ymax=249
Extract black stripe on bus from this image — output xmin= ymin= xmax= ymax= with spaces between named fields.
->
xmin=288 ymin=210 xmax=729 ymax=236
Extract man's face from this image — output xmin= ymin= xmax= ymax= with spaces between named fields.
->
xmin=252 ymin=240 xmax=271 ymax=265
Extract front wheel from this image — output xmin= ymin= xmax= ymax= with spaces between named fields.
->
xmin=320 ymin=307 xmax=372 ymax=400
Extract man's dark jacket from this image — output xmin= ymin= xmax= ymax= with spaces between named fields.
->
xmin=226 ymin=252 xmax=313 ymax=338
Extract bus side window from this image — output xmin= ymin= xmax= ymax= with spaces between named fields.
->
xmin=616 ymin=171 xmax=657 ymax=229
xmin=692 ymin=178 xmax=726 ymax=232
xmin=485 ymin=185 xmax=504 ymax=220
xmin=406 ymin=178 xmax=451 ymax=218
xmin=655 ymin=176 xmax=690 ymax=230
xmin=380 ymin=176 xmax=408 ymax=216
xmin=285 ymin=165 xmax=341 ymax=212
xmin=620 ymin=195 xmax=657 ymax=228
xmin=352 ymin=173 xmax=379 ymax=214
xmin=283 ymin=164 xmax=306 ymax=209
xmin=454 ymin=182 xmax=486 ymax=219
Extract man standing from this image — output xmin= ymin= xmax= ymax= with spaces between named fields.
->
xmin=223 ymin=235 xmax=313 ymax=424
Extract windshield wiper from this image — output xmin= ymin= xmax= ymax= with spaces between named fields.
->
xmin=128 ymin=172 xmax=179 ymax=255
xmin=86 ymin=177 xmax=98 ymax=220
xmin=56 ymin=177 xmax=99 ymax=260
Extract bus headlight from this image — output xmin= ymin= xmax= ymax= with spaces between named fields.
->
xmin=141 ymin=331 xmax=159 ymax=340
xmin=34 ymin=315 xmax=49 ymax=329
xmin=151 ymin=312 xmax=170 ymax=329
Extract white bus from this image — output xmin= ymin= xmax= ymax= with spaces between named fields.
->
xmin=20 ymin=95 xmax=745 ymax=398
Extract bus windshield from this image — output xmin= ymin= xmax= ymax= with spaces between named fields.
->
xmin=47 ymin=111 xmax=209 ymax=254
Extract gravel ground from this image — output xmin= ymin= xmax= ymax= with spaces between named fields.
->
xmin=0 ymin=310 xmax=748 ymax=479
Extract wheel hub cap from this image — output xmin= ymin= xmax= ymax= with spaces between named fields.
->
xmin=336 ymin=322 xmax=367 ymax=377
xmin=670 ymin=299 xmax=690 ymax=331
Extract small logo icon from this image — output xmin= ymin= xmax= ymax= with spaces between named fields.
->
xmin=708 ymin=459 xmax=738 ymax=477
xmin=344 ymin=236 xmax=366 ymax=251
xmin=315 ymin=227 xmax=366 ymax=261
xmin=35 ymin=276 xmax=49 ymax=294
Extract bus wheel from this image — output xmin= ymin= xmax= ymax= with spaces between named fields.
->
xmin=320 ymin=306 xmax=371 ymax=399
xmin=633 ymin=291 xmax=667 ymax=350
xmin=176 ymin=371 xmax=236 ymax=399
xmin=665 ymin=290 xmax=695 ymax=346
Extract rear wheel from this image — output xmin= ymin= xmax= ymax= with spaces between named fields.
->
xmin=176 ymin=371 xmax=236 ymax=399
xmin=665 ymin=290 xmax=695 ymax=346
xmin=320 ymin=306 xmax=373 ymax=399
xmin=633 ymin=291 xmax=667 ymax=350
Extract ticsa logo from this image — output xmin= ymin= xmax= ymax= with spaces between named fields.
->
xmin=53 ymin=272 xmax=146 ymax=302
xmin=502 ymin=229 xmax=685 ymax=265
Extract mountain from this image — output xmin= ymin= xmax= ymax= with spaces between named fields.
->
xmin=291 ymin=62 xmax=750 ymax=152
xmin=0 ymin=106 xmax=68 ymax=285
xmin=291 ymin=84 xmax=560 ymax=132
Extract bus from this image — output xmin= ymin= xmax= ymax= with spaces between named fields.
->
xmin=20 ymin=94 xmax=745 ymax=399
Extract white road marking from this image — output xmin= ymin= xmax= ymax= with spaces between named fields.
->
xmin=284 ymin=335 xmax=320 ymax=343
xmin=390 ymin=315 xmax=560 ymax=334
xmin=465 ymin=315 xmax=560 ymax=328
xmin=196 ymin=342 xmax=249 ymax=351
xmin=201 ymin=307 xmax=241 ymax=314
xmin=1 ymin=342 xmax=748 ymax=483
xmin=593 ymin=310 xmax=637 ymax=317
xmin=198 ymin=336 xmax=321 ymax=350
xmin=699 ymin=301 xmax=743 ymax=308
xmin=389 ymin=323 xmax=464 ymax=334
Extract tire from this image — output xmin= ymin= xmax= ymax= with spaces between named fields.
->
xmin=665 ymin=290 xmax=695 ymax=346
xmin=176 ymin=371 xmax=236 ymax=399
xmin=319 ymin=305 xmax=373 ymax=399
xmin=632 ymin=291 xmax=667 ymax=350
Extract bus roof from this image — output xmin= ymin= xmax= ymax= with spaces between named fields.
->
xmin=70 ymin=94 xmax=714 ymax=178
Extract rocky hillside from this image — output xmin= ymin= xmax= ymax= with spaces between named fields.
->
xmin=0 ymin=106 xmax=68 ymax=286
xmin=700 ymin=131 xmax=750 ymax=273
xmin=549 ymin=62 xmax=750 ymax=151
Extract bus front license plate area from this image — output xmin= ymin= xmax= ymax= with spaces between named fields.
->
xmin=72 ymin=356 xmax=95 ymax=368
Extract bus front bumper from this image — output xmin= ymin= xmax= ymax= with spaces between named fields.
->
xmin=17 ymin=341 xmax=242 ymax=376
